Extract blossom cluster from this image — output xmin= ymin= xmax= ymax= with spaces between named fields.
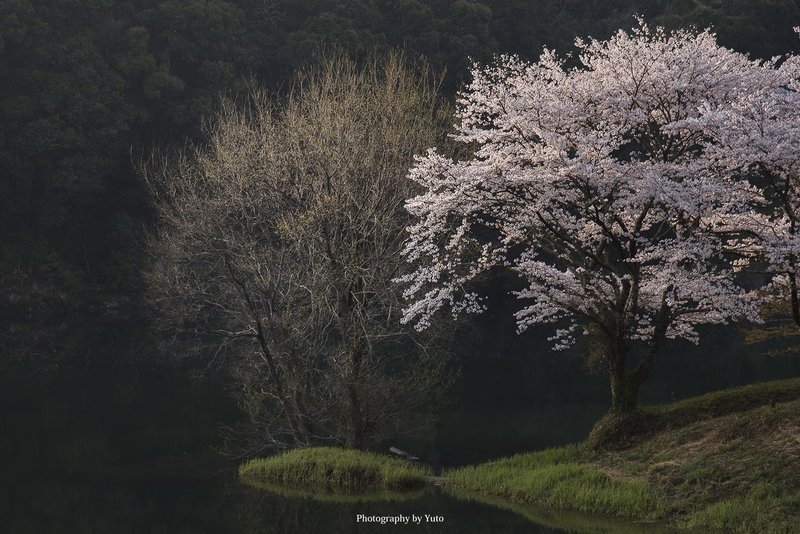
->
xmin=400 ymin=21 xmax=800 ymax=349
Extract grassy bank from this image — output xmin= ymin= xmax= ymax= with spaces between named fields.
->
xmin=446 ymin=377 xmax=800 ymax=533
xmin=447 ymin=446 xmax=663 ymax=520
xmin=239 ymin=447 xmax=429 ymax=492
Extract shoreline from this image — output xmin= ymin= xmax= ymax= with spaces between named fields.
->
xmin=240 ymin=377 xmax=800 ymax=533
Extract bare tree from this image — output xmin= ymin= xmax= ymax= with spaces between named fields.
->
xmin=144 ymin=51 xmax=451 ymax=452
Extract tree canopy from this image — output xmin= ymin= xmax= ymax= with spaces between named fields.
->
xmin=145 ymin=53 xmax=451 ymax=450
xmin=2 ymin=0 xmax=799 ymax=306
xmin=398 ymin=21 xmax=800 ymax=416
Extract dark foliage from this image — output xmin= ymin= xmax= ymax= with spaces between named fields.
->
xmin=2 ymin=0 xmax=799 ymax=306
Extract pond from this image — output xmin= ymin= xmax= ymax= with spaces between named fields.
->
xmin=2 ymin=317 xmax=798 ymax=532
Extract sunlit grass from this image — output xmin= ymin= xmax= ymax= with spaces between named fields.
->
xmin=446 ymin=446 xmax=664 ymax=519
xmin=644 ymin=376 xmax=800 ymax=428
xmin=681 ymin=486 xmax=800 ymax=534
xmin=239 ymin=447 xmax=430 ymax=491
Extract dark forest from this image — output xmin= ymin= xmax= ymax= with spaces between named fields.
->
xmin=3 ymin=0 xmax=800 ymax=313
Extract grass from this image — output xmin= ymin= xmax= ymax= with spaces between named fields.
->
xmin=238 ymin=446 xmax=430 ymax=492
xmin=644 ymin=376 xmax=800 ymax=428
xmin=445 ymin=377 xmax=800 ymax=533
xmin=447 ymin=445 xmax=664 ymax=520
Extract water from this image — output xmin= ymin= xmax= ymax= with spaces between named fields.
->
xmin=1 ymin=316 xmax=798 ymax=533
xmin=4 ymin=478 xmax=566 ymax=533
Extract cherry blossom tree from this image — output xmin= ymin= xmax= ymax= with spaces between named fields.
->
xmin=398 ymin=22 xmax=786 ymax=416
xmin=692 ymin=32 xmax=800 ymax=330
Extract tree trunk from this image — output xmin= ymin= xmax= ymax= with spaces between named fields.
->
xmin=587 ymin=364 xmax=649 ymax=450
xmin=342 ymin=277 xmax=366 ymax=449
xmin=788 ymin=271 xmax=800 ymax=328
xmin=345 ymin=381 xmax=363 ymax=449
xmin=609 ymin=370 xmax=644 ymax=413
xmin=344 ymin=340 xmax=365 ymax=449
xmin=599 ymin=326 xmax=643 ymax=413
xmin=607 ymin=286 xmax=671 ymax=414
xmin=293 ymin=390 xmax=315 ymax=445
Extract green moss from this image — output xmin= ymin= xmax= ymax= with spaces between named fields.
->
xmin=238 ymin=447 xmax=430 ymax=492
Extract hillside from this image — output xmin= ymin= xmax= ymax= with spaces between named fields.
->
xmin=447 ymin=378 xmax=800 ymax=533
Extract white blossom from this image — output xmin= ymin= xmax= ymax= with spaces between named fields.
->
xmin=399 ymin=21 xmax=796 ymax=356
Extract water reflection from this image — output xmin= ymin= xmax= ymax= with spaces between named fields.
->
xmin=240 ymin=478 xmax=426 ymax=503
xmin=1 ymin=317 xmax=797 ymax=532
xmin=3 ymin=472 xmax=568 ymax=533
xmin=447 ymin=488 xmax=684 ymax=534
xmin=235 ymin=484 xmax=567 ymax=533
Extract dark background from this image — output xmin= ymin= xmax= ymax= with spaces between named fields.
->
xmin=3 ymin=0 xmax=800 ymax=315
xmin=3 ymin=4 xmax=800 ymax=531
